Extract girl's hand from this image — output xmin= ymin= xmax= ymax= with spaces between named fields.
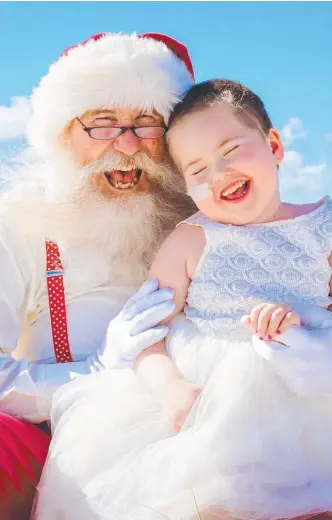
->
xmin=252 ymin=304 xmax=332 ymax=396
xmin=158 ymin=379 xmax=201 ymax=435
xmin=241 ymin=303 xmax=301 ymax=341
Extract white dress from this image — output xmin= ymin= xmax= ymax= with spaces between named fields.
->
xmin=35 ymin=197 xmax=332 ymax=520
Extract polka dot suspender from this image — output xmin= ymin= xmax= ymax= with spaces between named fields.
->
xmin=45 ymin=241 xmax=73 ymax=363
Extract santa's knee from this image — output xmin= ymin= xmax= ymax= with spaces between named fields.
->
xmin=0 ymin=413 xmax=50 ymax=520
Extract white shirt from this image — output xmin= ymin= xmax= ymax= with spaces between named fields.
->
xmin=0 ymin=219 xmax=144 ymax=422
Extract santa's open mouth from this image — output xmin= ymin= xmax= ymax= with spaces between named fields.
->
xmin=104 ymin=169 xmax=143 ymax=190
xmin=219 ymin=180 xmax=250 ymax=202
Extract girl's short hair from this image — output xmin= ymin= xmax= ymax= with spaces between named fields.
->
xmin=168 ymin=79 xmax=273 ymax=135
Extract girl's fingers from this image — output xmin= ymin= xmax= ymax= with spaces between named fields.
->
xmin=255 ymin=304 xmax=279 ymax=339
xmin=241 ymin=315 xmax=252 ymax=330
xmin=244 ymin=305 xmax=301 ymax=340
xmin=274 ymin=311 xmax=301 ymax=336
xmin=266 ymin=307 xmax=289 ymax=339
xmin=249 ymin=303 xmax=270 ymax=334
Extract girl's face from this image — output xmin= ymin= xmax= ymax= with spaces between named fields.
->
xmin=168 ymin=104 xmax=284 ymax=225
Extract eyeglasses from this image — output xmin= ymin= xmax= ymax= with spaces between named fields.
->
xmin=76 ymin=118 xmax=166 ymax=140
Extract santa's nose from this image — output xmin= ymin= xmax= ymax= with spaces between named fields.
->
xmin=112 ymin=129 xmax=141 ymax=156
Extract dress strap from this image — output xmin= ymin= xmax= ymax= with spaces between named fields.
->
xmin=45 ymin=241 xmax=73 ymax=363
xmin=177 ymin=211 xmax=223 ymax=249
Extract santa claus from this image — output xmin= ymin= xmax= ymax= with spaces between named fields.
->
xmin=0 ymin=31 xmax=195 ymax=519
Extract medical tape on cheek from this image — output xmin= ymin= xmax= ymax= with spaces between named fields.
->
xmin=188 ymin=183 xmax=211 ymax=202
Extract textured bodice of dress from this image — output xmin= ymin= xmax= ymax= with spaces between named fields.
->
xmin=183 ymin=197 xmax=332 ymax=341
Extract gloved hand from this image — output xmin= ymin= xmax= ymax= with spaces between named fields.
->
xmin=98 ymin=279 xmax=175 ymax=369
xmin=253 ymin=303 xmax=332 ymax=396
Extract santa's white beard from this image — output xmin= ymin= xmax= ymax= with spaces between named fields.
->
xmin=38 ymin=190 xmax=169 ymax=265
xmin=0 ymin=149 xmax=195 ymax=268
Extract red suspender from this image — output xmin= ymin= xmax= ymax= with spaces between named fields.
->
xmin=45 ymin=241 xmax=73 ymax=363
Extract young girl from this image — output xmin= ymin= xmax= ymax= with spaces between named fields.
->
xmin=35 ymin=80 xmax=332 ymax=520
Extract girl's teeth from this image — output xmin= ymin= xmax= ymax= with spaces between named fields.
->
xmin=222 ymin=181 xmax=246 ymax=197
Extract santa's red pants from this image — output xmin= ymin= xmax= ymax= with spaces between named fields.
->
xmin=0 ymin=412 xmax=50 ymax=520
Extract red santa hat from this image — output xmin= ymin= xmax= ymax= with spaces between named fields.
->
xmin=28 ymin=32 xmax=195 ymax=157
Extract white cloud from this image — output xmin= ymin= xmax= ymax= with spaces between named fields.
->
xmin=0 ymin=96 xmax=31 ymax=141
xmin=283 ymin=150 xmax=327 ymax=176
xmin=298 ymin=163 xmax=327 ymax=176
xmin=280 ymin=150 xmax=329 ymax=202
xmin=325 ymin=133 xmax=332 ymax=143
xmin=280 ymin=117 xmax=307 ymax=147
xmin=0 ymin=139 xmax=37 ymax=188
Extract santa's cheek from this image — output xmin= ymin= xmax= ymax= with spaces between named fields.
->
xmin=144 ymin=139 xmax=164 ymax=160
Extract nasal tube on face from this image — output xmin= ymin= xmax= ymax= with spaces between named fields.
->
xmin=188 ymin=183 xmax=211 ymax=202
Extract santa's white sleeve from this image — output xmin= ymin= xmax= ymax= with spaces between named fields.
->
xmin=0 ymin=227 xmax=106 ymax=421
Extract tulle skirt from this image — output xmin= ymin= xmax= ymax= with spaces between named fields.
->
xmin=34 ymin=316 xmax=332 ymax=520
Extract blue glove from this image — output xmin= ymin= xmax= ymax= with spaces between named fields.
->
xmin=253 ymin=303 xmax=332 ymax=396
xmin=98 ymin=279 xmax=175 ymax=369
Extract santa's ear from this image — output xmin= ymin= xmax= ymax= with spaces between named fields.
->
xmin=268 ymin=128 xmax=284 ymax=165
xmin=60 ymin=119 xmax=76 ymax=149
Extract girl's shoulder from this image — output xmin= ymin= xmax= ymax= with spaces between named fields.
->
xmin=272 ymin=196 xmax=331 ymax=227
xmin=152 ymin=216 xmax=205 ymax=258
xmin=166 ymin=220 xmax=206 ymax=258
xmin=156 ymin=222 xmax=206 ymax=281
xmin=177 ymin=211 xmax=212 ymax=229
xmin=291 ymin=196 xmax=331 ymax=218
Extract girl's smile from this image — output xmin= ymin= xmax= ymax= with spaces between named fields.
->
xmin=213 ymin=178 xmax=250 ymax=203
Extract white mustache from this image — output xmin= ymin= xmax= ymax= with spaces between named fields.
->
xmin=81 ymin=152 xmax=158 ymax=179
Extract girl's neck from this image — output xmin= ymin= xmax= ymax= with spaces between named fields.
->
xmin=248 ymin=197 xmax=285 ymax=225
xmin=263 ymin=201 xmax=294 ymax=223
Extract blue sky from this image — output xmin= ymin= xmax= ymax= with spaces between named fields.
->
xmin=0 ymin=1 xmax=331 ymax=202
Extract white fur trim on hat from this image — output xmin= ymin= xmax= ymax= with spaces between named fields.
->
xmin=28 ymin=33 xmax=194 ymax=157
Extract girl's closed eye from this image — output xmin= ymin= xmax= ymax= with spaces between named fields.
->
xmin=223 ymin=144 xmax=240 ymax=157
xmin=191 ymin=167 xmax=207 ymax=176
